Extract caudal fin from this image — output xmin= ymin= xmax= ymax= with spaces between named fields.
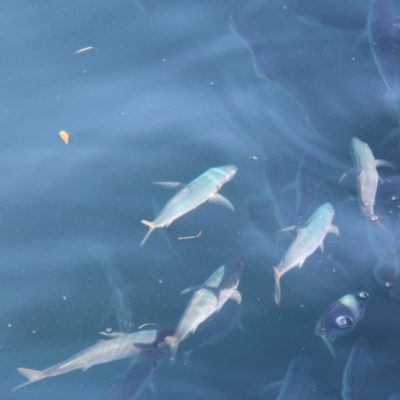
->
xmin=140 ymin=220 xmax=155 ymax=246
xmin=164 ymin=335 xmax=179 ymax=365
xmin=273 ymin=267 xmax=281 ymax=305
xmin=13 ymin=368 xmax=45 ymax=391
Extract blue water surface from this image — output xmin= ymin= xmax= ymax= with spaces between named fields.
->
xmin=2 ymin=0 xmax=400 ymax=399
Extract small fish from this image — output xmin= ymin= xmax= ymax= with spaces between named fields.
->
xmin=341 ymin=336 xmax=369 ymax=400
xmin=182 ymin=295 xmax=242 ymax=357
xmin=13 ymin=329 xmax=162 ymax=390
xmin=315 ymin=292 xmax=369 ymax=358
xmin=276 ymin=354 xmax=315 ymax=400
xmin=350 ymin=137 xmax=395 ymax=227
xmin=140 ymin=165 xmax=237 ymax=245
xmin=59 ymin=130 xmax=69 ymax=144
xmin=165 ymin=257 xmax=244 ymax=364
xmin=103 ymin=348 xmax=165 ymax=400
xmin=273 ymin=203 xmax=339 ymax=305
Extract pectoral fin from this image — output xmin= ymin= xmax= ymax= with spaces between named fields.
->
xmin=180 ymin=285 xmax=202 ymax=295
xmin=209 ymin=193 xmax=234 ymax=210
xmin=229 ymin=290 xmax=242 ymax=304
xmin=273 ymin=267 xmax=281 ymax=305
xmin=375 ymin=160 xmax=396 ymax=169
xmin=280 ymin=225 xmax=296 ymax=232
xmin=321 ymin=335 xmax=336 ymax=358
xmin=152 ymin=182 xmax=183 ymax=189
xmin=327 ymin=225 xmax=339 ymax=236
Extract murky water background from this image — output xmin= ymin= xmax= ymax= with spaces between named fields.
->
xmin=2 ymin=0 xmax=400 ymax=399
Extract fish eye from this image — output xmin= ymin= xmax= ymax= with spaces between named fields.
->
xmin=384 ymin=282 xmax=394 ymax=289
xmin=358 ymin=291 xmax=369 ymax=299
xmin=335 ymin=316 xmax=352 ymax=328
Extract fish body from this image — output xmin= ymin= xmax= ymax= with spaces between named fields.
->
xmin=373 ymin=258 xmax=400 ymax=301
xmin=341 ymin=336 xmax=369 ymax=400
xmin=350 ymin=137 xmax=395 ymax=227
xmin=368 ymin=0 xmax=400 ymax=92
xmin=229 ymin=14 xmax=310 ymax=124
xmin=277 ymin=354 xmax=314 ymax=400
xmin=141 ymin=165 xmax=237 ymax=245
xmin=295 ymin=149 xmax=318 ymax=220
xmin=104 ymin=264 xmax=132 ymax=333
xmin=315 ymin=292 xmax=369 ymax=358
xmin=183 ymin=295 xmax=242 ymax=356
xmin=14 ymin=329 xmax=160 ymax=390
xmin=273 ymin=203 xmax=339 ymax=304
xmin=103 ymin=348 xmax=165 ymax=400
xmin=368 ymin=0 xmax=400 ymax=123
xmin=166 ymin=257 xmax=244 ymax=363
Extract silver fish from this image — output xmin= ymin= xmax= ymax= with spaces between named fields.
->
xmin=140 ymin=165 xmax=237 ymax=245
xmin=182 ymin=295 xmax=242 ymax=357
xmin=13 ymin=329 xmax=160 ymax=390
xmin=341 ymin=336 xmax=369 ymax=400
xmin=350 ymin=137 xmax=395 ymax=226
xmin=273 ymin=203 xmax=339 ymax=305
xmin=165 ymin=257 xmax=244 ymax=364
xmin=277 ymin=354 xmax=315 ymax=400
xmin=315 ymin=292 xmax=369 ymax=358
xmin=103 ymin=348 xmax=165 ymax=400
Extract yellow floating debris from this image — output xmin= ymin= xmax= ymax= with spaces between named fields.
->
xmin=59 ymin=131 xmax=69 ymax=144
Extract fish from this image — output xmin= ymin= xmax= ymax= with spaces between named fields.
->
xmin=350 ymin=137 xmax=395 ymax=228
xmin=373 ymin=258 xmax=400 ymax=302
xmin=273 ymin=203 xmax=339 ymax=305
xmin=294 ymin=6 xmax=368 ymax=31
xmin=182 ymin=295 xmax=242 ymax=357
xmin=368 ymin=0 xmax=400 ymax=123
xmin=165 ymin=257 xmax=244 ymax=364
xmin=341 ymin=336 xmax=369 ymax=400
xmin=295 ymin=148 xmax=319 ymax=220
xmin=229 ymin=14 xmax=311 ymax=127
xmin=315 ymin=292 xmax=369 ymax=358
xmin=140 ymin=165 xmax=237 ymax=245
xmin=13 ymin=329 xmax=165 ymax=390
xmin=103 ymin=348 xmax=165 ymax=400
xmin=86 ymin=244 xmax=133 ymax=333
xmin=276 ymin=354 xmax=315 ymax=400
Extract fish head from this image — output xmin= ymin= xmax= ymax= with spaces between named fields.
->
xmin=315 ymin=293 xmax=367 ymax=341
xmin=214 ymin=165 xmax=238 ymax=183
xmin=374 ymin=260 xmax=399 ymax=292
xmin=223 ymin=257 xmax=244 ymax=289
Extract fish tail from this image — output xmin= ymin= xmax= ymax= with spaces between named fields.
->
xmin=13 ymin=368 xmax=45 ymax=391
xmin=164 ymin=335 xmax=179 ymax=365
xmin=273 ymin=267 xmax=281 ymax=305
xmin=140 ymin=220 xmax=155 ymax=246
